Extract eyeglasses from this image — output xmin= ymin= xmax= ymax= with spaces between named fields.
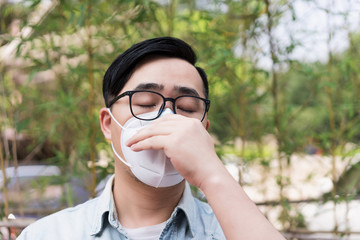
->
xmin=108 ymin=90 xmax=210 ymax=121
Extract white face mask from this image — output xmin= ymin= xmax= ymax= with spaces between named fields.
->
xmin=107 ymin=108 xmax=184 ymax=188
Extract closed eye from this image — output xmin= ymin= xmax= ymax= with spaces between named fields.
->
xmin=177 ymin=107 xmax=195 ymax=113
xmin=137 ymin=104 xmax=156 ymax=108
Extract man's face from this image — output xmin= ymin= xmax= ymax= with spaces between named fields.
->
xmin=104 ymin=56 xmax=209 ymax=161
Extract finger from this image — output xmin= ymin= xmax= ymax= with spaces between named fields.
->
xmin=125 ymin=124 xmax=174 ymax=147
xmin=130 ymin=135 xmax=169 ymax=152
xmin=126 ymin=116 xmax=184 ymax=146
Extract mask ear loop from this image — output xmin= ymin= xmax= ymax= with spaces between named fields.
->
xmin=107 ymin=108 xmax=125 ymax=130
xmin=110 ymin=142 xmax=131 ymax=168
xmin=107 ymin=108 xmax=132 ymax=168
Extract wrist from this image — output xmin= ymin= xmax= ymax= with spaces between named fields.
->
xmin=198 ymin=159 xmax=232 ymax=195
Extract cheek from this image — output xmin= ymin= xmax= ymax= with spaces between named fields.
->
xmin=111 ymin=124 xmax=122 ymax=141
xmin=110 ymin=124 xmax=123 ymax=156
xmin=111 ymin=105 xmax=133 ymax=130
xmin=110 ymin=110 xmax=129 ymax=155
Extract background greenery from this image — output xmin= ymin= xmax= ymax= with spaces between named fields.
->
xmin=1 ymin=0 xmax=359 ymax=237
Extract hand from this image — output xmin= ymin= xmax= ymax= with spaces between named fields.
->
xmin=126 ymin=114 xmax=223 ymax=188
xmin=126 ymin=115 xmax=286 ymax=240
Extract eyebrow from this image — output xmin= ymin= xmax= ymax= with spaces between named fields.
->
xmin=174 ymin=86 xmax=200 ymax=97
xmin=133 ymin=83 xmax=164 ymax=91
xmin=133 ymin=83 xmax=200 ymax=97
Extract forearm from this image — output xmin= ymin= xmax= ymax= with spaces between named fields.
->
xmin=199 ymin=158 xmax=285 ymax=240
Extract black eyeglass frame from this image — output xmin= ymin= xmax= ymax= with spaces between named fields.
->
xmin=108 ymin=90 xmax=210 ymax=122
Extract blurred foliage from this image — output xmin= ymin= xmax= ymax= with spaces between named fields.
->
xmin=0 ymin=0 xmax=359 ymax=233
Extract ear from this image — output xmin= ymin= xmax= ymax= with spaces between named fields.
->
xmin=100 ymin=107 xmax=112 ymax=141
xmin=205 ymin=119 xmax=210 ymax=131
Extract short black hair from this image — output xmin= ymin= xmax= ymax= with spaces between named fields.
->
xmin=102 ymin=37 xmax=209 ymax=107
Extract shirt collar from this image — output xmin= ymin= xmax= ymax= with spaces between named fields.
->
xmin=89 ymin=176 xmax=197 ymax=237
xmin=173 ymin=182 xmax=197 ymax=238
xmin=90 ymin=174 xmax=115 ymax=236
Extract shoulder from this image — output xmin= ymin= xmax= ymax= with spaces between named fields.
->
xmin=17 ymin=198 xmax=99 ymax=240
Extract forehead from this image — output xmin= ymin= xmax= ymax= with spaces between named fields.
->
xmin=122 ymin=57 xmax=205 ymax=97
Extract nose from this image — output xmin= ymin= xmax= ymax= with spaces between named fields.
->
xmin=163 ymin=98 xmax=176 ymax=112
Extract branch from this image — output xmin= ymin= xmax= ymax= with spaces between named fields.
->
xmin=0 ymin=0 xmax=58 ymax=63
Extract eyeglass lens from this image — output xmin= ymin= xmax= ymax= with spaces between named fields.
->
xmin=130 ymin=91 xmax=206 ymax=120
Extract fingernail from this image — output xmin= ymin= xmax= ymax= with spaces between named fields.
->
xmin=130 ymin=144 xmax=137 ymax=151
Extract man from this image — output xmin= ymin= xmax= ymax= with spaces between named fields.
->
xmin=18 ymin=37 xmax=285 ymax=239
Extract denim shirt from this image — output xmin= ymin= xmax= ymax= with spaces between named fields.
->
xmin=17 ymin=175 xmax=225 ymax=240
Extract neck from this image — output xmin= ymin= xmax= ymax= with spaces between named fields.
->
xmin=113 ymin=166 xmax=185 ymax=228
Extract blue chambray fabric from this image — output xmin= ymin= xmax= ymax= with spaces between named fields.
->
xmin=17 ymin=175 xmax=225 ymax=240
